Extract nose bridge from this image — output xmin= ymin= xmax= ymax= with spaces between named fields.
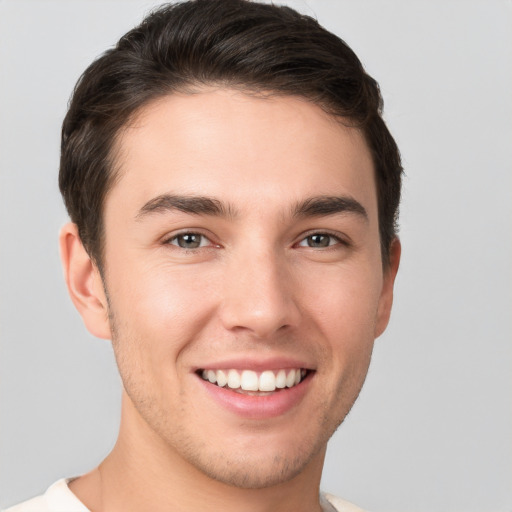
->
xmin=219 ymin=242 xmax=299 ymax=337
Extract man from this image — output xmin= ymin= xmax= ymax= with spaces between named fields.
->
xmin=7 ymin=0 xmax=401 ymax=510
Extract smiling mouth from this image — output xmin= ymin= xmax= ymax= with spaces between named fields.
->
xmin=198 ymin=368 xmax=309 ymax=395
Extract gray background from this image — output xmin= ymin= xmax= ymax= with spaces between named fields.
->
xmin=1 ymin=1 xmax=511 ymax=511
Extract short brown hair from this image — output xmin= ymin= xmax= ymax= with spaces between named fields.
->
xmin=59 ymin=0 xmax=402 ymax=269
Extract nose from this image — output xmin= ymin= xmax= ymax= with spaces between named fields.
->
xmin=218 ymin=247 xmax=301 ymax=339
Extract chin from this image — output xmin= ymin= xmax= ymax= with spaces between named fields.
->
xmin=181 ymin=443 xmax=324 ymax=489
xmin=162 ymin=411 xmax=335 ymax=490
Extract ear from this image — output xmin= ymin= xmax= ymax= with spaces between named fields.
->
xmin=374 ymin=237 xmax=401 ymax=338
xmin=59 ymin=222 xmax=111 ymax=340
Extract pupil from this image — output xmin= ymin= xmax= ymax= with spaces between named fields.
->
xmin=309 ymin=234 xmax=329 ymax=247
xmin=179 ymin=234 xmax=200 ymax=248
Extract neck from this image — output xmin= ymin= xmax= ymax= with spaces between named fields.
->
xmin=70 ymin=392 xmax=326 ymax=512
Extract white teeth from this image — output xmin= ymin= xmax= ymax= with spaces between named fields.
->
xmin=227 ymin=369 xmax=240 ymax=389
xmin=200 ymin=368 xmax=307 ymax=392
xmin=275 ymin=369 xmax=286 ymax=389
xmin=259 ymin=370 xmax=276 ymax=392
xmin=216 ymin=369 xmax=228 ymax=387
xmin=285 ymin=369 xmax=296 ymax=388
xmin=240 ymin=370 xmax=259 ymax=391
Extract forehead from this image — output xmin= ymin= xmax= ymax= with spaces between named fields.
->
xmin=109 ymin=89 xmax=377 ymax=219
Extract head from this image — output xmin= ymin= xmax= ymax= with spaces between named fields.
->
xmin=59 ymin=0 xmax=402 ymax=492
xmin=59 ymin=0 xmax=401 ymax=272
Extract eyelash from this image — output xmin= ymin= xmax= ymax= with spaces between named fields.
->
xmin=163 ymin=230 xmax=348 ymax=250
xmin=296 ymin=232 xmax=347 ymax=249
xmin=165 ymin=232 xmax=214 ymax=250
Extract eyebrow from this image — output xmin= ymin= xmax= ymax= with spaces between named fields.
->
xmin=136 ymin=193 xmax=367 ymax=222
xmin=136 ymin=194 xmax=236 ymax=220
xmin=292 ymin=195 xmax=368 ymax=221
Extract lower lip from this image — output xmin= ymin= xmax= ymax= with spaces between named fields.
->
xmin=196 ymin=374 xmax=312 ymax=419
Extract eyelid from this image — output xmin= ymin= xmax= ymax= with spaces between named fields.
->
xmin=295 ymin=230 xmax=350 ymax=248
xmin=160 ymin=228 xmax=350 ymax=249
xmin=162 ymin=229 xmax=219 ymax=248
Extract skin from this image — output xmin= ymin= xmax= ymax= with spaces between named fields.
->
xmin=60 ymin=89 xmax=400 ymax=512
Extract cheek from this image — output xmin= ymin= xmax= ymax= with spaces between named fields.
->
xmin=300 ymin=262 xmax=383 ymax=357
xmin=107 ymin=259 xmax=220 ymax=367
xmin=306 ymin=261 xmax=382 ymax=313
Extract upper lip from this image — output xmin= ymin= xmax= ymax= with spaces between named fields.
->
xmin=194 ymin=356 xmax=315 ymax=372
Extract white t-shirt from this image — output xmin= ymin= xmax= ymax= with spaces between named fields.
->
xmin=4 ymin=479 xmax=366 ymax=512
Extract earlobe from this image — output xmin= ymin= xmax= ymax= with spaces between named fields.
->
xmin=59 ymin=222 xmax=111 ymax=340
xmin=374 ymin=237 xmax=401 ymax=338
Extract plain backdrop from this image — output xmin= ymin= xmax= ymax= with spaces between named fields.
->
xmin=1 ymin=1 xmax=511 ymax=511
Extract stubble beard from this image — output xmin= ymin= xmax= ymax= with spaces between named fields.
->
xmin=105 ymin=289 xmax=371 ymax=490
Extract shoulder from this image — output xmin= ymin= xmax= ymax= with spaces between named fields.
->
xmin=3 ymin=494 xmax=48 ymax=512
xmin=322 ymin=492 xmax=368 ymax=512
xmin=3 ymin=479 xmax=89 ymax=512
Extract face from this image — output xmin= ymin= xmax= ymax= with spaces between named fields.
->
xmin=86 ymin=90 xmax=398 ymax=488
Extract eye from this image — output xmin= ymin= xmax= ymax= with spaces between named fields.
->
xmin=298 ymin=233 xmax=342 ymax=248
xmin=168 ymin=232 xmax=210 ymax=249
